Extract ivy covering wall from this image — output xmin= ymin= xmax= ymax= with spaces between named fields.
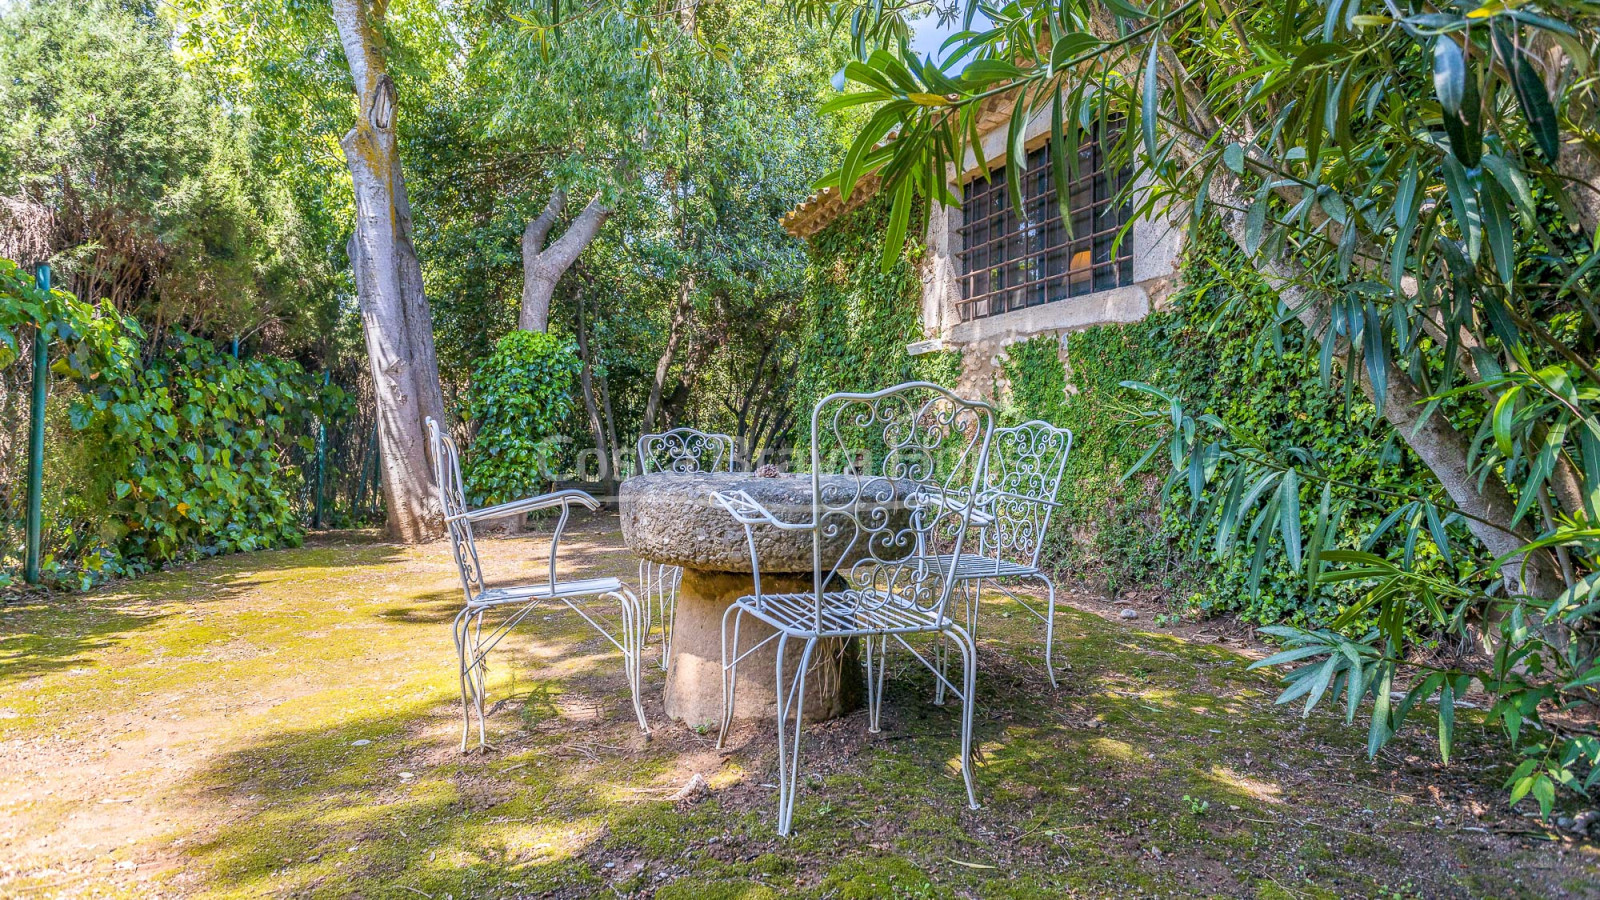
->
xmin=790 ymin=198 xmax=961 ymax=457
xmin=1003 ymin=233 xmax=1478 ymax=628
xmin=794 ymin=206 xmax=1472 ymax=630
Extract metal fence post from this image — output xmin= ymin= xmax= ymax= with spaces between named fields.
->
xmin=23 ymin=264 xmax=50 ymax=584
xmin=313 ymin=370 xmax=328 ymax=529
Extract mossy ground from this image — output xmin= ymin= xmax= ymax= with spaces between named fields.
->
xmin=2 ymin=516 xmax=1597 ymax=898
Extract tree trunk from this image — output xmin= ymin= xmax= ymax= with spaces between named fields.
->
xmin=574 ymin=288 xmax=614 ymax=484
xmin=519 ymin=190 xmax=611 ymax=332
xmin=1556 ymin=136 xmax=1600 ymax=239
xmin=642 ymin=275 xmax=694 ymax=434
xmin=332 ymin=0 xmax=446 ymax=543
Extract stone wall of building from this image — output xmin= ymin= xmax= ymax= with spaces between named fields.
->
xmin=909 ymin=105 xmax=1185 ymax=403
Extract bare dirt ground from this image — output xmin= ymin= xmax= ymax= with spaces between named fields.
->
xmin=2 ymin=515 xmax=1598 ymax=898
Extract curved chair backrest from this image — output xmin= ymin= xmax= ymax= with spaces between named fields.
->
xmin=637 ymin=427 xmax=737 ymax=475
xmin=425 ymin=417 xmax=485 ymax=603
xmin=808 ymin=382 xmax=995 ymax=629
xmin=981 ymin=420 xmax=1073 ymax=570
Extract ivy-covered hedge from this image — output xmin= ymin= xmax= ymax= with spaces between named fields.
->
xmin=1002 ymin=234 xmax=1473 ymax=628
xmin=464 ymin=329 xmax=580 ymax=506
xmin=1 ymin=260 xmax=346 ymax=590
xmin=791 ymin=197 xmax=961 ymax=455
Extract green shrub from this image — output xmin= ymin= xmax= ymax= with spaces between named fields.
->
xmin=464 ymin=329 xmax=580 ymax=506
xmin=60 ymin=335 xmax=343 ymax=584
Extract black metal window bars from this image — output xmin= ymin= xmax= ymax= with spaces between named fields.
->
xmin=956 ymin=133 xmax=1134 ymax=323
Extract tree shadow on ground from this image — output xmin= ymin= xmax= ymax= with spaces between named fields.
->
xmin=0 ymin=536 xmax=407 ymax=689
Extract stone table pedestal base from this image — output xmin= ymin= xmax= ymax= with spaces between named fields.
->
xmin=664 ymin=568 xmax=863 ymax=728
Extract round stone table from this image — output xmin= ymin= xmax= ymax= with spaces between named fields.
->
xmin=620 ymin=472 xmax=869 ymax=728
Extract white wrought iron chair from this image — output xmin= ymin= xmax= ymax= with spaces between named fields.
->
xmin=635 ymin=427 xmax=737 ymax=668
xmin=710 ymin=382 xmax=995 ymax=836
xmin=426 ymin=417 xmax=649 ymax=752
xmin=926 ymin=420 xmax=1073 ymax=699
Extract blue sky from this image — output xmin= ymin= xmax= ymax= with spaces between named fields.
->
xmin=907 ymin=8 xmax=989 ymax=72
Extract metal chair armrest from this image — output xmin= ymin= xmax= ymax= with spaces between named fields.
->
xmin=710 ymin=490 xmax=815 ymax=530
xmin=975 ymin=488 xmax=1063 ymax=510
xmin=711 ymin=490 xmax=813 ymax=609
xmin=453 ymin=488 xmax=601 ymax=524
xmin=917 ymin=486 xmax=996 ymax=526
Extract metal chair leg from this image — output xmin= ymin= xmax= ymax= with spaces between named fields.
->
xmin=1036 ymin=572 xmax=1058 ymax=689
xmin=610 ymin=589 xmax=650 ymax=734
xmin=969 ymin=577 xmax=982 ymax=641
xmin=949 ymin=622 xmax=980 ymax=810
xmin=717 ymin=604 xmax=745 ymax=749
xmin=660 ymin=565 xmax=681 ymax=669
xmin=454 ymin=608 xmax=474 ymax=753
xmin=471 ymin=610 xmax=491 ymax=750
xmin=864 ymin=633 xmax=888 ymax=733
xmin=774 ymin=635 xmax=816 ymax=837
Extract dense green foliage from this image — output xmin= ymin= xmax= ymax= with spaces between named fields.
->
xmin=0 ymin=0 xmax=335 ymax=346
xmin=1 ymin=262 xmax=344 ymax=590
xmin=465 ymin=330 xmax=581 ymax=506
xmin=1005 ymin=235 xmax=1467 ymax=627
xmin=0 ymin=0 xmax=366 ymax=589
xmin=790 ymin=197 xmax=960 ymax=457
xmin=62 ymin=336 xmax=346 ymax=585
xmin=818 ymin=0 xmax=1599 ymax=816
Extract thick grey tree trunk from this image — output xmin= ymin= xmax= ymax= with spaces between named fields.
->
xmin=332 ymin=0 xmax=446 ymax=543
xmin=519 ymin=190 xmax=611 ymax=332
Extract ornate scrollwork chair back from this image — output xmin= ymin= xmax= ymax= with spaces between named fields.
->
xmin=426 ymin=419 xmax=487 ymax=603
xmin=637 ymin=427 xmax=737 ymax=476
xmin=808 ymin=386 xmax=995 ymax=628
xmin=635 ymin=427 xmax=738 ymax=667
xmin=979 ymin=421 xmax=1073 ymax=571
xmin=710 ymin=382 xmax=996 ymax=836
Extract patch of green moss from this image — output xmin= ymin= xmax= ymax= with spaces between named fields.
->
xmin=817 ymin=855 xmax=941 ymax=899
xmin=655 ymin=879 xmax=779 ymax=900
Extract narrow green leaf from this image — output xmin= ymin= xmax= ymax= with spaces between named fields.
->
xmin=1278 ymin=469 xmax=1303 ymax=569
xmin=1142 ymin=40 xmax=1161 ymax=161
xmin=1432 ymin=36 xmax=1465 ymax=117
xmin=1005 ymin=85 xmax=1030 ymax=215
xmin=1051 ymin=86 xmax=1071 ymax=221
xmin=1304 ymin=653 xmax=1340 ymax=715
xmin=1506 ymin=39 xmax=1561 ymax=161
xmin=1362 ymin=302 xmax=1387 ymax=410
xmin=1050 ymin=32 xmax=1101 ymax=73
xmin=881 ymin=178 xmax=913 ymax=274
xmin=1481 ymin=180 xmax=1516 ymax=287
xmin=1367 ymin=663 xmax=1394 ymax=757
xmin=1491 ymin=386 xmax=1520 ymax=458
xmin=1441 ymin=155 xmax=1481 ymax=262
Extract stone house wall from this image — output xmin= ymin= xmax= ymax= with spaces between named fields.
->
xmin=909 ymin=104 xmax=1185 ymax=401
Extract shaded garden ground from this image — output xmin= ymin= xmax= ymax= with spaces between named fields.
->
xmin=3 ymin=516 xmax=1598 ymax=898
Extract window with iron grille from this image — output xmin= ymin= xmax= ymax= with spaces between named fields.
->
xmin=956 ymin=134 xmax=1134 ymax=322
